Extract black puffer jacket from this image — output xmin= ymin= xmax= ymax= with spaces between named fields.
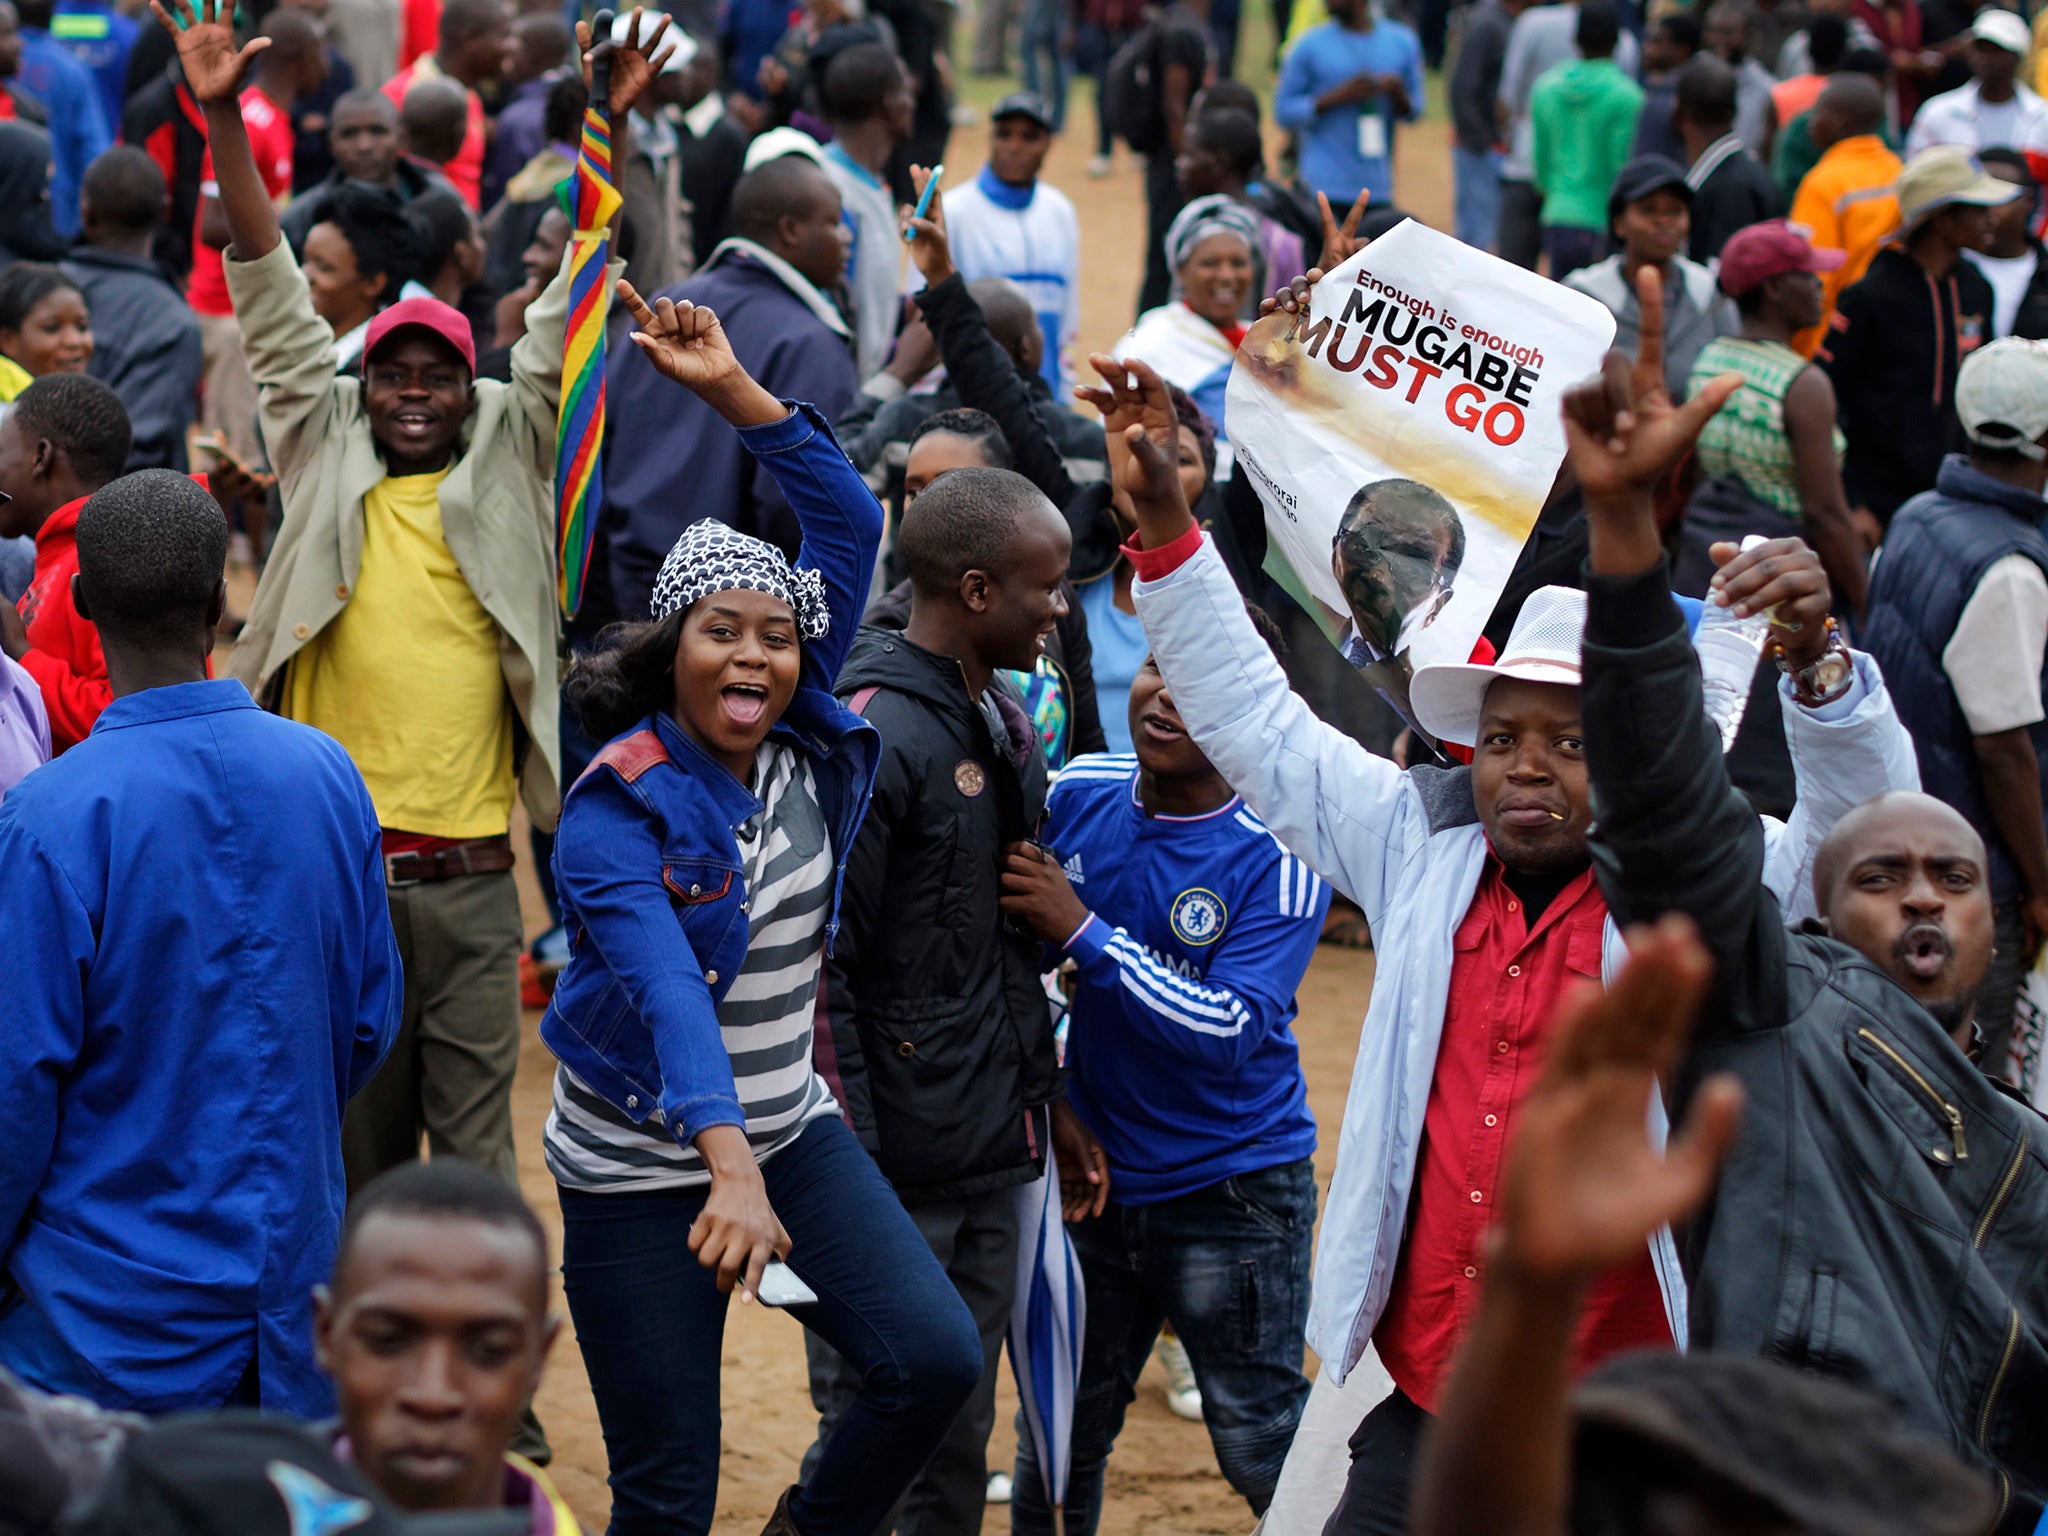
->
xmin=1583 ymin=560 xmax=2048 ymax=1532
xmin=823 ymin=627 xmax=1058 ymax=1203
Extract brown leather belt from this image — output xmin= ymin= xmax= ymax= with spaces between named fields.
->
xmin=384 ymin=834 xmax=517 ymax=888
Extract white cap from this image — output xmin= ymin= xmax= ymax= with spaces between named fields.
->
xmin=1409 ymin=586 xmax=1586 ymax=748
xmin=1972 ymin=6 xmax=2031 ymax=54
xmin=1957 ymin=336 xmax=2048 ymax=458
xmin=743 ymin=126 xmax=828 ymax=172
xmin=609 ymin=11 xmax=696 ymax=71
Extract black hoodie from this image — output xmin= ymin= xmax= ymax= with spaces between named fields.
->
xmin=1819 ymin=244 xmax=1991 ymax=526
xmin=823 ymin=627 xmax=1058 ymax=1203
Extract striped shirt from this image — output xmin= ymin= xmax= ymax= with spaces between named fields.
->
xmin=544 ymin=742 xmax=839 ymax=1191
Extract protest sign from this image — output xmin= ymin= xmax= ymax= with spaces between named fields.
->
xmin=1226 ymin=220 xmax=1617 ymax=750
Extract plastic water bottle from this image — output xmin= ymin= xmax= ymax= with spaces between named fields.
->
xmin=1694 ymin=535 xmax=1773 ymax=754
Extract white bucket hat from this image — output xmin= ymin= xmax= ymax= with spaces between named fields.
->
xmin=1409 ymin=585 xmax=1586 ymax=748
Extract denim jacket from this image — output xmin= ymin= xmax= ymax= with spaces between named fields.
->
xmin=539 ymin=402 xmax=883 ymax=1144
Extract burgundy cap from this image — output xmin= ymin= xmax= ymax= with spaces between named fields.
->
xmin=362 ymin=296 xmax=476 ymax=374
xmin=1717 ymin=219 xmax=1847 ymax=298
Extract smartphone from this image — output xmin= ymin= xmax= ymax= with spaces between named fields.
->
xmin=756 ymin=1261 xmax=818 ymax=1308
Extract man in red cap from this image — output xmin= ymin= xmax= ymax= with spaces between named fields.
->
xmin=153 ymin=0 xmax=670 ymax=1217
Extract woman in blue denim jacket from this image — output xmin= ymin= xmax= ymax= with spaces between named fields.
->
xmin=538 ymin=282 xmax=982 ymax=1536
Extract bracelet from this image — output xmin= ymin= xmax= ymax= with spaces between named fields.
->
xmin=1771 ymin=616 xmax=1854 ymax=708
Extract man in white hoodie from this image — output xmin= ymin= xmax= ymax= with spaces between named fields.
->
xmin=1071 ymin=296 xmax=1916 ymax=1534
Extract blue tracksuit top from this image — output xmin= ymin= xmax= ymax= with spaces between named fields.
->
xmin=1044 ymin=754 xmax=1326 ymax=1203
xmin=17 ymin=28 xmax=109 ymax=238
xmin=0 ymin=681 xmax=400 ymax=1416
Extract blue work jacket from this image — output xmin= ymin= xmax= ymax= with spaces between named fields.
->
xmin=541 ymin=402 xmax=883 ymax=1146
xmin=0 ymin=681 xmax=399 ymax=1416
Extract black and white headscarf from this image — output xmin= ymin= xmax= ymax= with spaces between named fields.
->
xmin=650 ymin=521 xmax=831 ymax=639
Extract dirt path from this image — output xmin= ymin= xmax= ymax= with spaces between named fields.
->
xmin=510 ymin=70 xmax=1452 ymax=1536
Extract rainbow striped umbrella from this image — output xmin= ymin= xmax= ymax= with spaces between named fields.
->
xmin=554 ymin=11 xmax=624 ymax=619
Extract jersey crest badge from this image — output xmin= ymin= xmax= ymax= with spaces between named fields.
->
xmin=1170 ymin=888 xmax=1227 ymax=947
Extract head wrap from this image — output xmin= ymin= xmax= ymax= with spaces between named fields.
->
xmin=650 ymin=520 xmax=831 ymax=639
xmin=1164 ymin=194 xmax=1262 ymax=291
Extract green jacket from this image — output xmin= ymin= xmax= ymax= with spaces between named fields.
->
xmin=224 ymin=237 xmax=621 ymax=834
xmin=1530 ymin=57 xmax=1644 ymax=232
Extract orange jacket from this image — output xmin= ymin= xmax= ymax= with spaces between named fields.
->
xmin=1788 ymin=133 xmax=1903 ymax=355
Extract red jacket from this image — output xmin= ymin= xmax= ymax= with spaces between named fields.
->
xmin=16 ymin=497 xmax=108 ymax=752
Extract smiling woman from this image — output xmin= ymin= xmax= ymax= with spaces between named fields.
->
xmin=539 ymin=280 xmax=986 ymax=1536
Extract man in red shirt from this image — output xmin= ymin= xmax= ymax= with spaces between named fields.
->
xmin=0 ymin=374 xmax=134 ymax=750
xmin=381 ymin=0 xmax=508 ymax=209
xmin=190 ymin=5 xmax=326 ymax=478
xmin=1077 ymin=331 xmax=1917 ymax=1535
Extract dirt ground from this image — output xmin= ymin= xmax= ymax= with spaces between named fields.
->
xmin=390 ymin=48 xmax=1450 ymax=1536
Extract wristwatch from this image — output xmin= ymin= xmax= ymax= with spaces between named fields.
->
xmin=1773 ymin=616 xmax=1854 ymax=708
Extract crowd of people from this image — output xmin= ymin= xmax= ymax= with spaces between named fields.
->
xmin=0 ymin=0 xmax=2046 ymax=1531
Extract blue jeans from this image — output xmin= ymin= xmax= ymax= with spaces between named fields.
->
xmin=1452 ymin=145 xmax=1503 ymax=252
xmin=558 ymin=1116 xmax=983 ymax=1536
xmin=1009 ymin=1158 xmax=1317 ymax=1535
xmin=1019 ymin=0 xmax=1069 ymax=129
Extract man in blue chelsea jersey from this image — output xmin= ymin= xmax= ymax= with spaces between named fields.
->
xmin=998 ymin=603 xmax=1329 ymax=1536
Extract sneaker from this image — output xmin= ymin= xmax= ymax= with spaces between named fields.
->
xmin=1156 ymin=1334 xmax=1202 ymax=1421
xmin=1088 ymin=152 xmax=1112 ymax=178
xmin=986 ymin=1471 xmax=1013 ymax=1505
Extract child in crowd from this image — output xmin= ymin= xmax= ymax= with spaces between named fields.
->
xmin=0 ymin=469 xmax=398 ymax=1416
xmin=541 ymin=281 xmax=981 ymax=1536
xmin=0 ymin=374 xmax=134 ymax=749
xmin=999 ymin=611 xmax=1330 ymax=1536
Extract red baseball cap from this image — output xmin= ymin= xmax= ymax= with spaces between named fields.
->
xmin=362 ymin=296 xmax=476 ymax=375
xmin=1717 ymin=220 xmax=1846 ymax=298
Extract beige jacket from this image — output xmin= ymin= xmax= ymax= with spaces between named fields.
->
xmin=225 ymin=237 xmax=621 ymax=833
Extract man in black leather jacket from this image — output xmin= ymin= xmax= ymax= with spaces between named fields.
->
xmin=1571 ymin=273 xmax=2048 ymax=1531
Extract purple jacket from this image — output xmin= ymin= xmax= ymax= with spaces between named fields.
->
xmin=0 ymin=652 xmax=50 ymax=797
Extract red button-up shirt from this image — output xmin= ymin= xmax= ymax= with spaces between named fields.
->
xmin=1374 ymin=857 xmax=1673 ymax=1412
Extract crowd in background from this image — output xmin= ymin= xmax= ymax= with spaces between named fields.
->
xmin=0 ymin=0 xmax=2046 ymax=1533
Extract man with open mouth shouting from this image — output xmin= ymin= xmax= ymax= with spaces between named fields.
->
xmin=1570 ymin=269 xmax=2048 ymax=1532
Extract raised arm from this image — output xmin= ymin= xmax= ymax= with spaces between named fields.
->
xmin=1414 ymin=920 xmax=1742 ymax=1536
xmin=508 ymin=10 xmax=673 ymax=472
xmin=903 ymin=169 xmax=1077 ymax=506
xmin=1089 ymin=353 xmax=1423 ymax=922
xmin=152 ymin=0 xmax=279 ymax=260
xmin=1570 ymin=269 xmax=1793 ymax=1037
xmin=617 ymin=282 xmax=882 ymax=687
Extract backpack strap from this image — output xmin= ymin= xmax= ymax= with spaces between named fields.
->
xmin=844 ymin=685 xmax=881 ymax=716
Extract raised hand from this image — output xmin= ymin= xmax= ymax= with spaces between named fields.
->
xmin=149 ymin=0 xmax=268 ymax=105
xmin=1259 ymin=269 xmax=1320 ymax=320
xmin=1076 ymin=352 xmax=1188 ymax=538
xmin=617 ymin=279 xmax=785 ymax=425
xmin=576 ymin=6 xmax=676 ymax=120
xmin=899 ymin=164 xmax=955 ymax=286
xmin=1317 ymin=189 xmax=1372 ymax=271
xmin=1708 ymin=536 xmax=1834 ymax=668
xmin=1562 ymin=265 xmax=1742 ymax=507
xmin=1491 ymin=915 xmax=1743 ymax=1287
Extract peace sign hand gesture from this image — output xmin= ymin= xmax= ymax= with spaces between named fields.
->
xmin=150 ymin=0 xmax=268 ymax=105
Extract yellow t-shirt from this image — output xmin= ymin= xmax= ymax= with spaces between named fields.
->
xmin=286 ymin=469 xmax=516 ymax=838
